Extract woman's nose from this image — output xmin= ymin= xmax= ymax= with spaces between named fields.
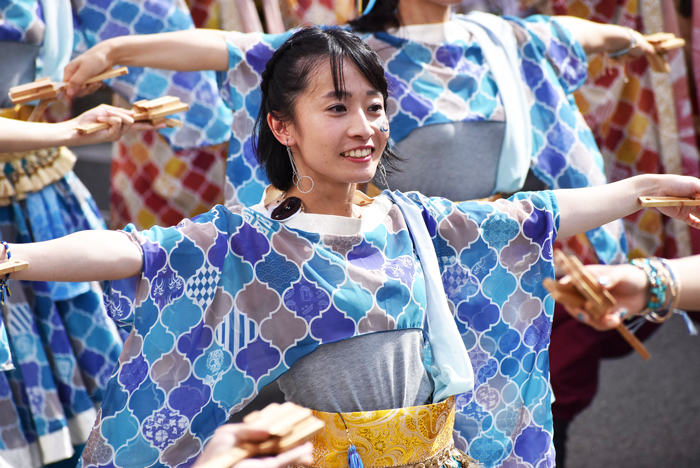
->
xmin=349 ymin=110 xmax=374 ymax=139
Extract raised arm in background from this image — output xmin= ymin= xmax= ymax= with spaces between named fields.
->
xmin=1 ymin=105 xmax=160 ymax=152
xmin=554 ymin=16 xmax=656 ymax=58
xmin=63 ymin=29 xmax=229 ymax=97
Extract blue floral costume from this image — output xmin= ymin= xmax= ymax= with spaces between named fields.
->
xmin=0 ymin=1 xmax=230 ymax=466
xmin=80 ymin=190 xmax=559 ymax=468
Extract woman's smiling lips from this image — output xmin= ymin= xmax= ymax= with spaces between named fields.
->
xmin=340 ymin=146 xmax=374 ymax=161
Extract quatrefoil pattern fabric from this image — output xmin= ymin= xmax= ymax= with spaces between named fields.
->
xmin=80 ymin=190 xmax=559 ymax=468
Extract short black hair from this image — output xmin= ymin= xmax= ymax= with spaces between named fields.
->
xmin=348 ymin=0 xmax=400 ymax=32
xmin=254 ymin=26 xmax=400 ymax=191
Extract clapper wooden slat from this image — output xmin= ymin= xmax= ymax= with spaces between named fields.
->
xmin=545 ymin=250 xmax=650 ymax=360
xmin=8 ymin=67 xmax=128 ymax=121
xmin=638 ymin=196 xmax=700 ymax=208
xmin=196 ymin=402 xmax=325 ymax=468
xmin=0 ymin=260 xmax=29 ymax=276
xmin=77 ymin=96 xmax=189 ymax=135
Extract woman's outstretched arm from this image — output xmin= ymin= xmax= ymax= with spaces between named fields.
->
xmin=6 ymin=230 xmax=143 ymax=282
xmin=63 ymin=29 xmax=229 ymax=97
xmin=1 ymin=105 xmax=161 ymax=152
xmin=555 ymin=174 xmax=700 ymax=239
xmin=554 ymin=16 xmax=656 ymax=58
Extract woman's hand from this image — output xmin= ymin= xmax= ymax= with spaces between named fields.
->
xmin=63 ymin=30 xmax=229 ymax=99
xmin=63 ymin=42 xmax=114 ymax=98
xmin=649 ymin=175 xmax=700 ymax=229
xmin=64 ymin=104 xmax=164 ymax=145
xmin=558 ymin=264 xmax=648 ymax=331
xmin=611 ymin=29 xmax=657 ymax=64
xmin=192 ymin=423 xmax=314 ymax=468
xmin=0 ymin=106 xmax=162 ymax=152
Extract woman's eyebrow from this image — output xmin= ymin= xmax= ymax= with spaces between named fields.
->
xmin=321 ymin=89 xmax=381 ymax=99
xmin=322 ymin=90 xmax=348 ymax=99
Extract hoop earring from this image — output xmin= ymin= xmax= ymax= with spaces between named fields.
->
xmin=286 ymin=144 xmax=314 ymax=193
xmin=376 ymin=160 xmax=390 ymax=191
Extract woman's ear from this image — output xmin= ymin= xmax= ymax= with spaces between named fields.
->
xmin=268 ymin=113 xmax=296 ymax=146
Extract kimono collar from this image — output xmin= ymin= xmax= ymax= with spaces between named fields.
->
xmin=249 ymin=185 xmax=389 ymax=236
xmin=259 ymin=185 xmax=374 ymax=208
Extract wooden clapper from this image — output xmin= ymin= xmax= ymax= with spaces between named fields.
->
xmin=8 ymin=67 xmax=128 ymax=122
xmin=196 ymin=402 xmax=325 ymax=468
xmin=643 ymin=32 xmax=686 ymax=73
xmin=543 ymin=250 xmax=651 ymax=360
xmin=638 ymin=196 xmax=700 ymax=208
xmin=76 ymin=96 xmax=190 ymax=134
xmin=0 ymin=260 xmax=29 ymax=277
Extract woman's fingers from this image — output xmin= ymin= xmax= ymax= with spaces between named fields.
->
xmin=557 ymin=265 xmax=641 ymax=331
xmin=236 ymin=443 xmax=314 ymax=468
xmin=131 ymin=122 xmax=166 ymax=132
xmin=72 ymin=82 xmax=104 ymax=98
xmin=63 ymin=47 xmax=112 ymax=97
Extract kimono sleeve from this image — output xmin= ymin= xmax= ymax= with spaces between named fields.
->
xmin=102 ymin=207 xmax=234 ymax=327
xmin=402 ymin=191 xmax=559 ymax=269
xmin=507 ymin=15 xmax=588 ymax=95
xmin=217 ymin=31 xmax=292 ymax=112
xmin=401 ymin=191 xmax=560 ymax=465
xmin=217 ymin=31 xmax=292 ymax=206
xmin=407 ymin=191 xmax=560 ymax=467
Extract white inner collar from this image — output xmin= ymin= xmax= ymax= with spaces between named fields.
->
xmin=388 ymin=20 xmax=471 ymax=44
xmin=248 ymin=186 xmax=394 ymax=236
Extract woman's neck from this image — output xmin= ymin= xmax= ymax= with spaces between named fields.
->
xmin=398 ymin=0 xmax=451 ymax=26
xmin=286 ymin=183 xmax=359 ymax=217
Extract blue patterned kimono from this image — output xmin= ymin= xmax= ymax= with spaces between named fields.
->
xmin=79 ymin=190 xmax=559 ymax=468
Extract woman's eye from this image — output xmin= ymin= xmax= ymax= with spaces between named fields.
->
xmin=329 ymin=104 xmax=347 ymax=112
xmin=369 ymin=103 xmax=383 ymax=112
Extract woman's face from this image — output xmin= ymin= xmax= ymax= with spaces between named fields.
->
xmin=285 ymin=60 xmax=389 ymax=191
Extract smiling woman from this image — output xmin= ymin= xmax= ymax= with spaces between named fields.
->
xmin=254 ymin=28 xmax=396 ymax=217
xmin=254 ymin=29 xmax=396 ymax=215
xmin=4 ymin=27 xmax=700 ymax=468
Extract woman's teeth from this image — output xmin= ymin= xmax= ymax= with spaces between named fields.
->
xmin=342 ymin=148 xmax=372 ymax=158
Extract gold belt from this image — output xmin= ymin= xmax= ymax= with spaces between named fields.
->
xmin=301 ymin=397 xmax=477 ymax=468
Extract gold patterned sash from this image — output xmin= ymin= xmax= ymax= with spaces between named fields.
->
xmin=305 ymin=397 xmax=477 ymax=468
xmin=0 ymin=106 xmax=77 ymax=205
